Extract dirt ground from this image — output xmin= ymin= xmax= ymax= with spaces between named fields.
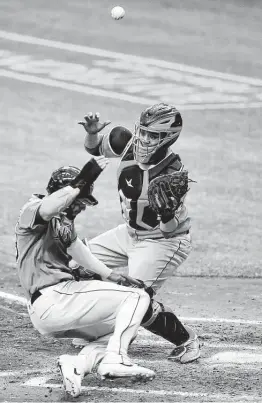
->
xmin=1 ymin=277 xmax=261 ymax=402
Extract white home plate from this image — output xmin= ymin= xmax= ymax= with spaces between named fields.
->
xmin=209 ymin=351 xmax=262 ymax=364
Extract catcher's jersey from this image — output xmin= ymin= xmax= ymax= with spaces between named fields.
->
xmin=88 ymin=130 xmax=190 ymax=240
xmin=117 ymin=143 xmax=190 ymax=239
xmin=15 ymin=195 xmax=74 ymax=299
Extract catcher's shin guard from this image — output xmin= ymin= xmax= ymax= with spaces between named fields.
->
xmin=142 ymin=300 xmax=189 ymax=346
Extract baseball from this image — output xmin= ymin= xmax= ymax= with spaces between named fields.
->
xmin=111 ymin=6 xmax=125 ymax=20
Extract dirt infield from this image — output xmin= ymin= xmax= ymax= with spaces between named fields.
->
xmin=1 ymin=278 xmax=262 ymax=402
xmin=0 ymin=0 xmax=261 ymax=278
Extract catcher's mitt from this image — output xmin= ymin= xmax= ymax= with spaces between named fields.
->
xmin=148 ymin=171 xmax=190 ymax=220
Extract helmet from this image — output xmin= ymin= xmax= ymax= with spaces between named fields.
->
xmin=46 ymin=166 xmax=81 ymax=194
xmin=133 ymin=103 xmax=182 ymax=163
xmin=47 ymin=165 xmax=97 ymax=206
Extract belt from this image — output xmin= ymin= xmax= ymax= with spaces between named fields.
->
xmin=31 ymin=289 xmax=42 ymax=305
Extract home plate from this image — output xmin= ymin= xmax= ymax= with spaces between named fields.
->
xmin=209 ymin=351 xmax=262 ymax=364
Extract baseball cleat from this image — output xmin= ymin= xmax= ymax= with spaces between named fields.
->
xmin=57 ymin=354 xmax=84 ymax=398
xmin=168 ymin=325 xmax=200 ymax=363
xmin=97 ymin=353 xmax=155 ymax=381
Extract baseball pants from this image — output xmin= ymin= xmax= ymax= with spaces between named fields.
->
xmin=28 ymin=279 xmax=150 ymax=370
xmin=88 ymin=224 xmax=192 ymax=291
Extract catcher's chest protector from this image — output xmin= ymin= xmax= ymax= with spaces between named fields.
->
xmin=117 ymin=145 xmax=181 ymax=230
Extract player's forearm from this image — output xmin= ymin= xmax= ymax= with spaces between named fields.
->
xmin=67 ymin=237 xmax=113 ymax=279
xmin=159 ymin=216 xmax=179 ymax=239
xmin=38 ymin=186 xmax=80 ymax=221
xmin=84 ymin=127 xmax=132 ymax=158
xmin=84 ymin=133 xmax=103 ymax=155
xmin=84 ymin=131 xmax=120 ymax=158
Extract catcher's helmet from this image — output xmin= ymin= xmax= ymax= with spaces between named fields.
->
xmin=133 ymin=103 xmax=182 ymax=163
xmin=46 ymin=166 xmax=81 ymax=194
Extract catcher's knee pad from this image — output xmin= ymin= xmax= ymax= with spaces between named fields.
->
xmin=142 ymin=300 xmax=189 ymax=345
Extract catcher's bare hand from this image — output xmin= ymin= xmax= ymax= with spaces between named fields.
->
xmin=78 ymin=112 xmax=111 ymax=135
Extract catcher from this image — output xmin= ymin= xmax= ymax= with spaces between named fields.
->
xmin=77 ymin=103 xmax=200 ymax=363
xmin=15 ymin=156 xmax=155 ymax=398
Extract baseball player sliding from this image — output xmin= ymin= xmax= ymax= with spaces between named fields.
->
xmin=78 ymin=103 xmax=200 ymax=363
xmin=15 ymin=157 xmax=155 ymax=398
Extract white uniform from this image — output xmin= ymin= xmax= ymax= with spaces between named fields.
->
xmin=88 ymin=224 xmax=191 ymax=291
xmin=87 ymin=138 xmax=192 ymax=291
xmin=15 ymin=191 xmax=150 ymax=373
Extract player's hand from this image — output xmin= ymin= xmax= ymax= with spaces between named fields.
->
xmin=78 ymin=112 xmax=111 ymax=135
xmin=107 ymin=272 xmax=123 ymax=284
xmin=108 ymin=273 xmax=145 ymax=288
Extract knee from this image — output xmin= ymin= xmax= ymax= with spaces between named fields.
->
xmin=128 ymin=288 xmax=150 ymax=305
xmin=140 ymin=289 xmax=150 ymax=305
xmin=137 ymin=289 xmax=151 ymax=311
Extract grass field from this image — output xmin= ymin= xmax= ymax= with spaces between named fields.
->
xmin=0 ymin=0 xmax=262 ymax=277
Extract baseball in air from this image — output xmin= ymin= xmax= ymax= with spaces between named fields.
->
xmin=111 ymin=6 xmax=125 ymax=20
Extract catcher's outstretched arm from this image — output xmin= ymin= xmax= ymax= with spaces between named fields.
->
xmin=84 ymin=132 xmax=103 ymax=156
xmin=84 ymin=126 xmax=132 ymax=158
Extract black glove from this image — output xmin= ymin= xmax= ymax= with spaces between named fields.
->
xmin=148 ymin=171 xmax=191 ymax=222
xmin=70 ymin=158 xmax=103 ymax=206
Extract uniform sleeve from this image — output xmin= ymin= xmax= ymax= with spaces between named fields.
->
xmin=17 ymin=198 xmax=44 ymax=230
xmin=68 ymin=237 xmax=113 ymax=279
xmin=85 ymin=126 xmax=133 ymax=158
xmin=38 ymin=186 xmax=80 ymax=221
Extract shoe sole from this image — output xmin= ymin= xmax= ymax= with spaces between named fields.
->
xmin=167 ymin=351 xmax=201 ymax=363
xmin=57 ymin=361 xmax=81 ymax=398
xmin=180 ymin=351 xmax=201 ymax=364
xmin=99 ymin=372 xmax=155 ymax=381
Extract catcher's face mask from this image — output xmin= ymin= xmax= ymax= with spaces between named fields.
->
xmin=133 ymin=103 xmax=182 ymax=164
